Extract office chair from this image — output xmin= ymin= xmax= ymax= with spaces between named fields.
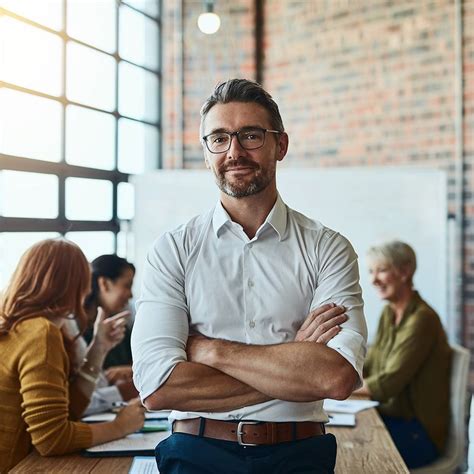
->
xmin=464 ymin=395 xmax=473 ymax=474
xmin=411 ymin=344 xmax=470 ymax=474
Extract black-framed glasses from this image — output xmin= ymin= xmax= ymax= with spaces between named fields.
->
xmin=202 ymin=127 xmax=281 ymax=154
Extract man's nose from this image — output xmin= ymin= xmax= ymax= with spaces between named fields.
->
xmin=226 ymin=134 xmax=246 ymax=158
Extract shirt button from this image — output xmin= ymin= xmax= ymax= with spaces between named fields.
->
xmin=248 ymin=280 xmax=254 ymax=288
xmin=249 ymin=321 xmax=255 ymax=328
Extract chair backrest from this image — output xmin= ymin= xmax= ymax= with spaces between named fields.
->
xmin=446 ymin=345 xmax=470 ymax=465
xmin=412 ymin=344 xmax=470 ymax=473
xmin=467 ymin=395 xmax=474 ymax=473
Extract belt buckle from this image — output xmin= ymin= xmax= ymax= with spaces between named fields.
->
xmin=237 ymin=421 xmax=259 ymax=446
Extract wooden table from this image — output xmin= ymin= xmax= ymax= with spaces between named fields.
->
xmin=11 ymin=408 xmax=408 ymax=474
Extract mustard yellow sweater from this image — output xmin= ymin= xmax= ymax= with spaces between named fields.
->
xmin=0 ymin=317 xmax=93 ymax=473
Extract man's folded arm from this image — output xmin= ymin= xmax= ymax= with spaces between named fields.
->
xmin=131 ymin=300 xmax=271 ymax=412
xmin=143 ymin=361 xmax=271 ymax=412
xmin=188 ymin=337 xmax=359 ymax=402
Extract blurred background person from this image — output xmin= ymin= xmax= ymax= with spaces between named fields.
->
xmin=73 ymin=254 xmax=138 ymax=414
xmin=355 ymin=240 xmax=451 ymax=469
xmin=0 ymin=239 xmax=145 ymax=472
xmin=84 ymin=254 xmax=135 ymax=369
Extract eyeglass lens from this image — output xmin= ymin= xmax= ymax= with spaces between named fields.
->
xmin=206 ymin=128 xmax=265 ymax=153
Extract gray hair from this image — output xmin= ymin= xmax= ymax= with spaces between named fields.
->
xmin=199 ymin=78 xmax=284 ymax=138
xmin=367 ymin=240 xmax=417 ymax=280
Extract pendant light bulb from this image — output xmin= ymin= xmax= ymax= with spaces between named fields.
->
xmin=197 ymin=2 xmax=220 ymax=35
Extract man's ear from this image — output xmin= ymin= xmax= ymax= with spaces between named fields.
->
xmin=204 ymin=157 xmax=211 ymax=169
xmin=277 ymin=132 xmax=289 ymax=162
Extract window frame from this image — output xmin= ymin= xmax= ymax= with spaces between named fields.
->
xmin=0 ymin=0 xmax=162 ymax=250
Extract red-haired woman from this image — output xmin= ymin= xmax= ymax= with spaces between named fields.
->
xmin=0 ymin=239 xmax=145 ymax=472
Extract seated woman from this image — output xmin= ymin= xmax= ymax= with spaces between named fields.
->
xmin=69 ymin=254 xmax=138 ymax=414
xmin=355 ymin=240 xmax=451 ymax=469
xmin=84 ymin=254 xmax=135 ymax=369
xmin=0 ymin=239 xmax=145 ymax=472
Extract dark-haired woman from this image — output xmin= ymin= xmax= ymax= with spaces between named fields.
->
xmin=84 ymin=254 xmax=135 ymax=369
xmin=0 ymin=239 xmax=145 ymax=472
xmin=68 ymin=254 xmax=138 ymax=415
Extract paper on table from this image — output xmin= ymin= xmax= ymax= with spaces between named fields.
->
xmin=326 ymin=413 xmax=356 ymax=427
xmin=86 ymin=431 xmax=170 ymax=453
xmin=323 ymin=399 xmax=379 ymax=414
xmin=129 ymin=456 xmax=159 ymax=474
xmin=82 ymin=410 xmax=171 ymax=423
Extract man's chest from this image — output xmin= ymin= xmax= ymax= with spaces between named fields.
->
xmin=185 ymin=239 xmax=317 ymax=344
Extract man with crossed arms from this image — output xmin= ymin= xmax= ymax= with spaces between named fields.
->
xmin=131 ymin=78 xmax=367 ymax=473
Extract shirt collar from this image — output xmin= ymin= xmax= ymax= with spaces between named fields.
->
xmin=212 ymin=193 xmax=288 ymax=241
xmin=387 ymin=290 xmax=422 ymax=325
xmin=212 ymin=200 xmax=232 ymax=236
xmin=264 ymin=194 xmax=287 ymax=241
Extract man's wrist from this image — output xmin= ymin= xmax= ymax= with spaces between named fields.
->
xmin=208 ymin=339 xmax=238 ymax=370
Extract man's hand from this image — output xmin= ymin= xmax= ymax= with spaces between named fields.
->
xmin=295 ymin=303 xmax=347 ymax=343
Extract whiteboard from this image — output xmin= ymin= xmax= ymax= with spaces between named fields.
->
xmin=132 ymin=167 xmax=447 ymax=343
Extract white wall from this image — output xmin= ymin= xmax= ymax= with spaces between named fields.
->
xmin=132 ymin=167 xmax=447 ymax=343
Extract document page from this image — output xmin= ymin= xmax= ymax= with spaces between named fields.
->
xmin=129 ymin=456 xmax=159 ymax=474
xmin=326 ymin=413 xmax=356 ymax=427
xmin=82 ymin=410 xmax=171 ymax=423
xmin=86 ymin=431 xmax=170 ymax=454
xmin=324 ymin=399 xmax=379 ymax=414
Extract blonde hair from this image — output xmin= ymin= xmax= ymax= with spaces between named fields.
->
xmin=367 ymin=240 xmax=417 ymax=282
xmin=0 ymin=238 xmax=91 ymax=334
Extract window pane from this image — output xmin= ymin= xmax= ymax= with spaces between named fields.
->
xmin=119 ymin=5 xmax=159 ymax=70
xmin=118 ymin=61 xmax=158 ymax=122
xmin=0 ymin=89 xmax=62 ymax=161
xmin=65 ymin=178 xmax=113 ymax=221
xmin=123 ymin=0 xmax=159 ymax=18
xmin=118 ymin=118 xmax=158 ymax=174
xmin=66 ymin=105 xmax=115 ymax=170
xmin=118 ymin=182 xmax=134 ymax=220
xmin=67 ymin=42 xmax=116 ymax=111
xmin=0 ymin=17 xmax=62 ymax=96
xmin=0 ymin=171 xmax=58 ymax=218
xmin=65 ymin=231 xmax=115 ymax=261
xmin=67 ymin=0 xmax=116 ymax=54
xmin=117 ymin=227 xmax=134 ymax=260
xmin=0 ymin=0 xmax=63 ymax=31
xmin=0 ymin=232 xmax=60 ymax=289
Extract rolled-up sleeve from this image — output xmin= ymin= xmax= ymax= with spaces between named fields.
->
xmin=311 ymin=231 xmax=367 ymax=387
xmin=131 ymin=232 xmax=190 ymax=401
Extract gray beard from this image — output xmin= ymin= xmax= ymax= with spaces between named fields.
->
xmin=215 ymin=172 xmax=271 ymax=198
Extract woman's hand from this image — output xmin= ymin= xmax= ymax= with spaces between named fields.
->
xmin=113 ymin=398 xmax=146 ymax=436
xmin=105 ymin=365 xmax=133 ymax=384
xmin=92 ymin=307 xmax=130 ymax=353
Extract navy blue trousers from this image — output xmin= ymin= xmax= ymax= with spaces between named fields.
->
xmin=155 ymin=432 xmax=337 ymax=474
xmin=382 ymin=415 xmax=439 ymax=469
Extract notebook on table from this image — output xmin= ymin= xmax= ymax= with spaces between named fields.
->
xmin=83 ymin=430 xmax=170 ymax=457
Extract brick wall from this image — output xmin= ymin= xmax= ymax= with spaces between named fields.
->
xmin=463 ymin=0 xmax=474 ymax=386
xmin=263 ymin=0 xmax=474 ymax=384
xmin=162 ymin=0 xmax=474 ymax=386
xmin=162 ymin=0 xmax=256 ymax=169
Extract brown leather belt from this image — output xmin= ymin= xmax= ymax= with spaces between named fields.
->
xmin=172 ymin=418 xmax=325 ymax=446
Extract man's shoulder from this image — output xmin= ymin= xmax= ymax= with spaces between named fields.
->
xmin=287 ymin=206 xmax=340 ymax=240
xmin=151 ymin=207 xmax=215 ymax=250
xmin=168 ymin=208 xmax=214 ymax=236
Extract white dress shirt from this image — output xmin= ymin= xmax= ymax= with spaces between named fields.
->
xmin=131 ymin=194 xmax=367 ymax=423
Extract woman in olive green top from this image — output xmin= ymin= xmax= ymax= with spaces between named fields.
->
xmin=355 ymin=241 xmax=451 ymax=469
